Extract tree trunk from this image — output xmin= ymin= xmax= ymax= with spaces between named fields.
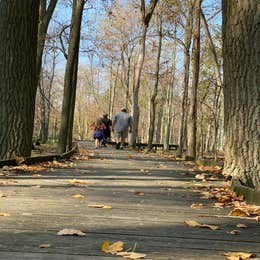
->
xmin=187 ymin=0 xmax=201 ymax=159
xmin=178 ymin=5 xmax=193 ymax=156
xmin=0 ymin=1 xmax=39 ymax=159
xmin=58 ymin=0 xmax=85 ymax=153
xmin=147 ymin=14 xmax=162 ymax=151
xmin=130 ymin=0 xmax=158 ymax=147
xmin=155 ymin=106 xmax=163 ymax=143
xmin=222 ymin=0 xmax=260 ymax=189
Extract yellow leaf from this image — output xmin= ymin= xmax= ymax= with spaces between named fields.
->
xmin=56 ymin=229 xmax=86 ymax=236
xmin=190 ymin=203 xmax=204 ymax=209
xmin=15 ymin=156 xmax=25 ymax=165
xmin=69 ymin=179 xmax=89 ymax=184
xmin=72 ymin=194 xmax=85 ymax=199
xmin=229 ymin=208 xmax=249 ymax=217
xmin=195 ymin=174 xmax=206 ymax=180
xmin=88 ymin=204 xmax=112 ymax=209
xmin=102 ymin=241 xmax=124 ymax=254
xmin=32 ymin=174 xmax=42 ymax=177
xmin=102 ymin=205 xmax=112 ymax=209
xmin=184 ymin=220 xmax=201 ymax=227
xmin=0 ymin=212 xmax=10 ymax=217
xmin=117 ymin=251 xmax=146 ymax=259
xmin=222 ymin=252 xmax=256 ymax=260
xmin=39 ymin=244 xmax=50 ymax=248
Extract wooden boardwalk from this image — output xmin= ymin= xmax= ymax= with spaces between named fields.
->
xmin=0 ymin=142 xmax=259 ymax=259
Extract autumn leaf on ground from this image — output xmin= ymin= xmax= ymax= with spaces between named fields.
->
xmin=39 ymin=244 xmax=51 ymax=248
xmin=32 ymin=174 xmax=42 ymax=177
xmin=69 ymin=179 xmax=90 ymax=185
xmin=195 ymin=174 xmax=206 ymax=180
xmin=88 ymin=204 xmax=112 ymax=209
xmin=184 ymin=220 xmax=220 ymax=230
xmin=190 ymin=203 xmax=205 ymax=209
xmin=228 ymin=230 xmax=241 ymax=235
xmin=0 ymin=212 xmax=10 ymax=217
xmin=134 ymin=191 xmax=145 ymax=196
xmin=222 ymin=251 xmax=256 ymax=260
xmin=72 ymin=194 xmax=85 ymax=199
xmin=116 ymin=251 xmax=146 ymax=259
xmin=56 ymin=229 xmax=86 ymax=236
xmin=0 ymin=193 xmax=7 ymax=197
xmin=236 ymin=223 xmax=247 ymax=228
xmin=229 ymin=208 xmax=250 ymax=217
xmin=15 ymin=156 xmax=25 ymax=165
xmin=102 ymin=240 xmax=124 ymax=254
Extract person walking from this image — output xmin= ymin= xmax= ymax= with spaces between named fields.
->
xmin=93 ymin=118 xmax=106 ymax=149
xmin=112 ymin=108 xmax=133 ymax=150
xmin=101 ymin=113 xmax=112 ymax=147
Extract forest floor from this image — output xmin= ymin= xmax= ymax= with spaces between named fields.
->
xmin=0 ymin=141 xmax=259 ymax=260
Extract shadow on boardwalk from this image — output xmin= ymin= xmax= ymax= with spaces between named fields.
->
xmin=0 ymin=142 xmax=259 ymax=260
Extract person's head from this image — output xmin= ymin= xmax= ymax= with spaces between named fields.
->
xmin=120 ymin=107 xmax=127 ymax=113
xmin=95 ymin=117 xmax=103 ymax=127
xmin=103 ymin=113 xmax=108 ymax=118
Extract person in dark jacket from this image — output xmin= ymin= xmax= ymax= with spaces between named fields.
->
xmin=101 ymin=113 xmax=112 ymax=147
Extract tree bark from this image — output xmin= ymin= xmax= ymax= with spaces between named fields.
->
xmin=147 ymin=14 xmax=162 ymax=151
xmin=177 ymin=4 xmax=193 ymax=156
xmin=0 ymin=1 xmax=40 ymax=159
xmin=58 ymin=0 xmax=85 ymax=153
xmin=222 ymin=0 xmax=260 ymax=189
xmin=130 ymin=0 xmax=158 ymax=147
xmin=187 ymin=0 xmax=201 ymax=159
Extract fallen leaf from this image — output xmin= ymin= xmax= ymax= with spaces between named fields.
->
xmin=190 ymin=203 xmax=205 ymax=209
xmin=32 ymin=174 xmax=42 ymax=177
xmin=184 ymin=220 xmax=220 ymax=230
xmin=0 ymin=212 xmax=10 ymax=217
xmin=116 ymin=251 xmax=146 ymax=259
xmin=229 ymin=208 xmax=250 ymax=217
xmin=39 ymin=244 xmax=50 ymax=248
xmin=195 ymin=174 xmax=206 ymax=180
xmin=102 ymin=240 xmax=124 ymax=254
xmin=88 ymin=204 xmax=112 ymax=209
xmin=15 ymin=156 xmax=25 ymax=165
xmin=69 ymin=179 xmax=90 ymax=185
xmin=56 ymin=229 xmax=86 ymax=236
xmin=236 ymin=223 xmax=247 ymax=228
xmin=0 ymin=194 xmax=7 ymax=197
xmin=134 ymin=191 xmax=145 ymax=196
xmin=72 ymin=194 xmax=85 ymax=199
xmin=228 ymin=230 xmax=241 ymax=235
xmin=222 ymin=251 xmax=256 ymax=260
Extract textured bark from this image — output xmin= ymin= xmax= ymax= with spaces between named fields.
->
xmin=222 ymin=0 xmax=260 ymax=189
xmin=130 ymin=0 xmax=158 ymax=147
xmin=58 ymin=0 xmax=85 ymax=153
xmin=0 ymin=1 xmax=39 ymax=159
xmin=187 ymin=0 xmax=201 ymax=159
xmin=178 ymin=5 xmax=193 ymax=156
xmin=147 ymin=14 xmax=162 ymax=151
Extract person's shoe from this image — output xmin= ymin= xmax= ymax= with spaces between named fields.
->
xmin=116 ymin=143 xmax=120 ymax=149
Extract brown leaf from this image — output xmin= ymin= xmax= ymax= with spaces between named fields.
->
xmin=88 ymin=204 xmax=112 ymax=209
xmin=15 ymin=156 xmax=25 ymax=165
xmin=0 ymin=212 xmax=10 ymax=217
xmin=116 ymin=251 xmax=146 ymax=259
xmin=32 ymin=174 xmax=42 ymax=177
xmin=184 ymin=220 xmax=220 ymax=230
xmin=229 ymin=208 xmax=250 ymax=217
xmin=57 ymin=229 xmax=86 ymax=236
xmin=134 ymin=191 xmax=145 ymax=196
xmin=69 ymin=179 xmax=90 ymax=185
xmin=39 ymin=244 xmax=51 ymax=248
xmin=236 ymin=223 xmax=247 ymax=228
xmin=222 ymin=252 xmax=256 ymax=260
xmin=190 ymin=203 xmax=205 ymax=209
xmin=228 ymin=230 xmax=241 ymax=235
xmin=72 ymin=194 xmax=85 ymax=199
xmin=195 ymin=174 xmax=206 ymax=180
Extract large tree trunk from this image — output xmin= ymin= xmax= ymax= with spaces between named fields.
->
xmin=187 ymin=0 xmax=201 ymax=159
xmin=222 ymin=0 xmax=260 ymax=189
xmin=130 ymin=0 xmax=158 ymax=147
xmin=58 ymin=0 xmax=85 ymax=153
xmin=177 ymin=5 xmax=193 ymax=156
xmin=147 ymin=14 xmax=162 ymax=151
xmin=0 ymin=1 xmax=39 ymax=159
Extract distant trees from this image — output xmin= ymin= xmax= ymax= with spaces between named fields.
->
xmin=222 ymin=0 xmax=260 ymax=189
xmin=0 ymin=1 xmax=40 ymax=159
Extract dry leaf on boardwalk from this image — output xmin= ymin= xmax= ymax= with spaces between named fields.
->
xmin=69 ymin=179 xmax=90 ymax=185
xmin=56 ymin=229 xmax=86 ymax=236
xmin=72 ymin=194 xmax=85 ymax=199
xmin=190 ymin=203 xmax=205 ymax=209
xmin=229 ymin=208 xmax=250 ymax=217
xmin=39 ymin=244 xmax=50 ymax=248
xmin=102 ymin=240 xmax=124 ymax=254
xmin=184 ymin=220 xmax=220 ymax=230
xmin=228 ymin=230 xmax=241 ymax=235
xmin=134 ymin=191 xmax=145 ymax=196
xmin=88 ymin=204 xmax=112 ymax=209
xmin=117 ymin=251 xmax=146 ymax=259
xmin=195 ymin=174 xmax=206 ymax=180
xmin=236 ymin=223 xmax=247 ymax=228
xmin=0 ymin=212 xmax=10 ymax=217
xmin=222 ymin=251 xmax=256 ymax=260
xmin=32 ymin=174 xmax=42 ymax=177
